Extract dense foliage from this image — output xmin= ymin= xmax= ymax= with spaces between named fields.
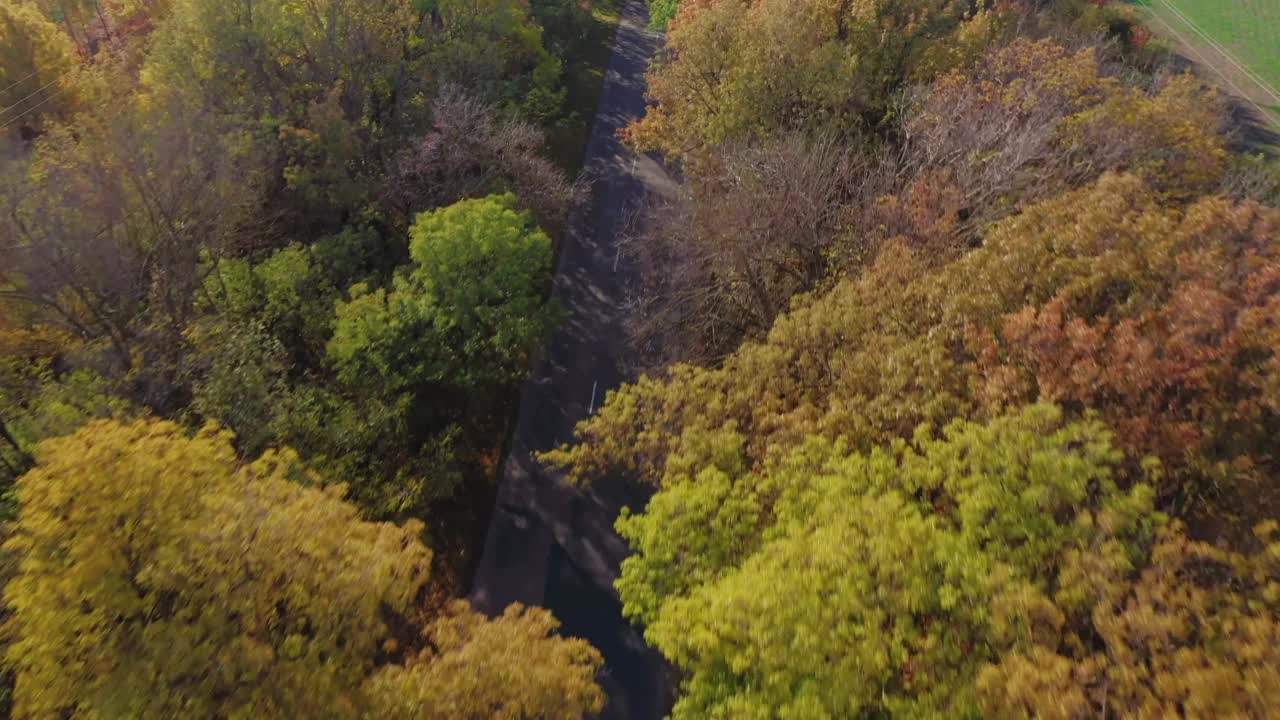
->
xmin=329 ymin=194 xmax=557 ymax=394
xmin=627 ymin=35 xmax=1231 ymax=363
xmin=627 ymin=0 xmax=1004 ymax=160
xmin=611 ymin=405 xmax=1277 ymax=718
xmin=4 ymin=0 xmax=1280 ymax=715
xmin=0 ymin=0 xmax=583 ymax=523
xmin=546 ymin=0 xmax=1280 ymax=716
xmin=0 ymin=0 xmax=612 ymax=713
xmin=5 ymin=419 xmax=603 ymax=719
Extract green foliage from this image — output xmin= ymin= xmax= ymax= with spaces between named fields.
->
xmin=408 ymin=193 xmax=556 ymax=383
xmin=328 ymin=282 xmax=420 ymax=390
xmin=3 ymin=419 xmax=604 ymax=719
xmin=7 ymin=368 xmax=131 ymax=447
xmin=277 ymin=86 xmax=370 ymax=220
xmin=193 ymin=197 xmax=555 ymax=518
xmin=188 ymin=320 xmax=292 ymax=458
xmin=604 ymin=402 xmax=1280 ymax=718
xmin=330 ymin=194 xmax=556 ymax=394
xmin=648 ymin=0 xmax=679 ymax=30
xmin=0 ymin=323 xmax=133 ymax=515
xmin=275 ymin=385 xmax=467 ymax=515
xmin=143 ymin=0 xmax=564 ymax=127
xmin=431 ymin=0 xmax=566 ymax=120
xmin=145 ymin=0 xmax=415 ymax=120
xmin=203 ymin=244 xmax=337 ymax=359
xmin=188 ymin=318 xmax=466 ymax=516
xmin=614 ymin=428 xmax=758 ymax=627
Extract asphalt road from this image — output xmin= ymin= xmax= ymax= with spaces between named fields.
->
xmin=468 ymin=2 xmax=678 ymax=718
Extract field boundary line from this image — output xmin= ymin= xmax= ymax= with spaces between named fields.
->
xmin=1156 ymin=0 xmax=1280 ymax=104
xmin=1142 ymin=2 xmax=1280 ymax=129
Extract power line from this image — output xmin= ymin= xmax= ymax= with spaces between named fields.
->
xmin=0 ymin=88 xmax=66 ymax=132
xmin=1157 ymin=0 xmax=1280 ymax=104
xmin=0 ymin=76 xmax=63 ymax=117
xmin=0 ymin=69 xmax=41 ymax=96
xmin=1143 ymin=5 xmax=1280 ymax=130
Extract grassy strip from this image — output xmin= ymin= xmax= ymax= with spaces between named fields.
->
xmin=1133 ymin=0 xmax=1280 ymax=131
xmin=1155 ymin=0 xmax=1280 ymax=92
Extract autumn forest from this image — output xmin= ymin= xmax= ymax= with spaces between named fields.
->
xmin=1 ymin=0 xmax=1279 ymax=718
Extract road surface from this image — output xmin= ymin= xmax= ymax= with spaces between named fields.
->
xmin=469 ymin=2 xmax=679 ymax=718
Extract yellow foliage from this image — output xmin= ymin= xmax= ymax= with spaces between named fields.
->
xmin=4 ymin=419 xmax=603 ymax=718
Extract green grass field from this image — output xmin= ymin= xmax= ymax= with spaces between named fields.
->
xmin=1145 ymin=0 xmax=1280 ymax=97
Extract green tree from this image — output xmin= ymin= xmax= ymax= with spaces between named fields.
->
xmin=431 ymin=0 xmax=566 ymax=121
xmin=145 ymin=0 xmax=418 ymax=121
xmin=647 ymin=0 xmax=678 ymax=30
xmin=0 ymin=315 xmax=133 ymax=511
xmin=329 ymin=193 xmax=556 ymax=394
xmin=202 ymin=243 xmax=338 ymax=362
xmin=187 ymin=320 xmax=293 ymax=458
xmin=4 ymin=418 xmax=603 ymax=719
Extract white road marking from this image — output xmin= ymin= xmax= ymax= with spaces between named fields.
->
xmin=589 ymin=381 xmax=598 ymax=414
xmin=613 ymin=246 xmax=621 ymax=272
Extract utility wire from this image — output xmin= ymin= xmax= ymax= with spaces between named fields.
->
xmin=0 ymin=77 xmax=63 ymax=117
xmin=0 ymin=69 xmax=41 ymax=96
xmin=1155 ymin=0 xmax=1280 ymax=104
xmin=0 ymin=88 xmax=66 ymax=132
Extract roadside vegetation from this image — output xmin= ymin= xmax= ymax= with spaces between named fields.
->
xmin=1137 ymin=0 xmax=1280 ymax=130
xmin=547 ymin=0 xmax=1280 ymax=717
xmin=1 ymin=0 xmax=1279 ymax=718
xmin=0 ymin=0 xmax=622 ymax=715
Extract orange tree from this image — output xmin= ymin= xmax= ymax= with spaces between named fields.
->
xmin=549 ymin=173 xmax=1280 ymax=529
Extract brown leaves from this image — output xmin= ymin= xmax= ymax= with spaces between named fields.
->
xmin=898 ymin=39 xmax=1227 ymax=248
xmin=966 ymin=179 xmax=1280 ymax=527
xmin=386 ymin=89 xmax=582 ymax=234
xmin=981 ymin=525 xmax=1280 ymax=718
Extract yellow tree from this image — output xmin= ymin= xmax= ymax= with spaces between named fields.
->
xmin=597 ymin=403 xmax=1280 ymax=718
xmin=626 ymin=0 xmax=1003 ymax=160
xmin=4 ymin=419 xmax=603 ymax=719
